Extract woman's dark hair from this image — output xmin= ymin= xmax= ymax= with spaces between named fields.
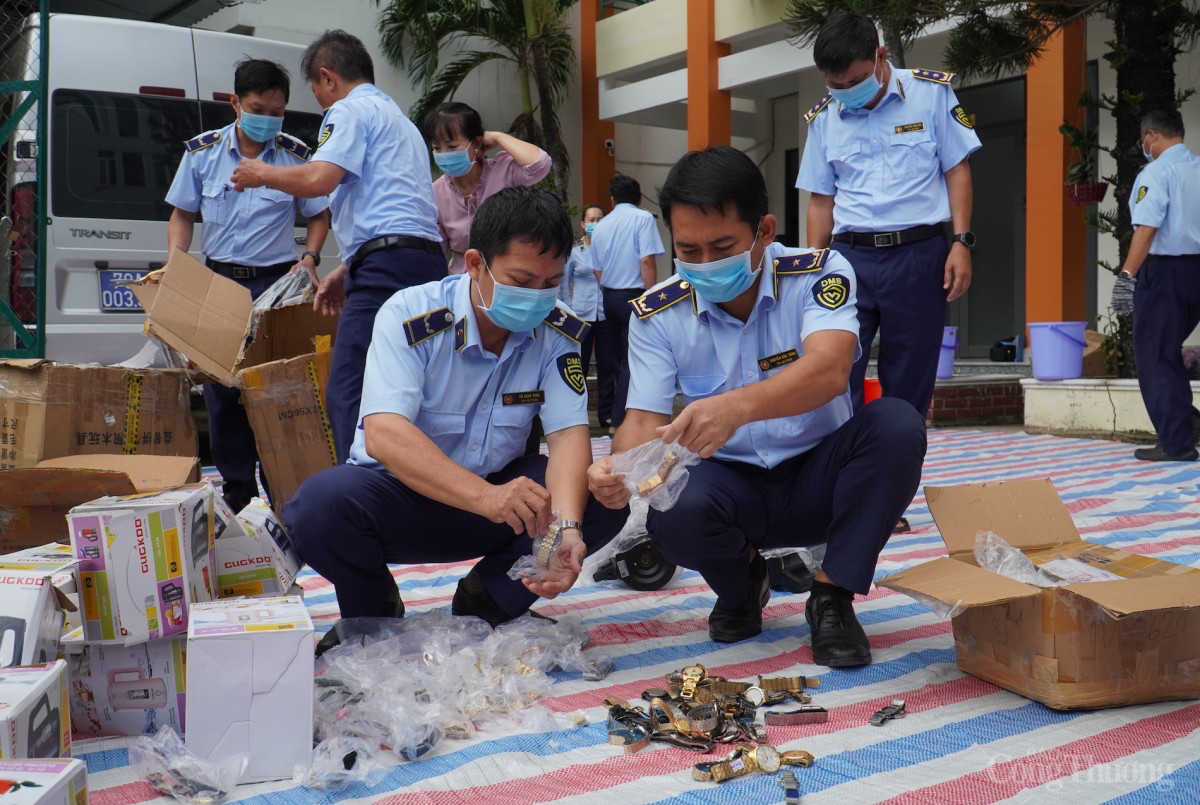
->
xmin=470 ymin=187 xmax=574 ymax=264
xmin=301 ymin=29 xmax=374 ymax=84
xmin=581 ymin=204 xmax=604 ymax=221
xmin=658 ymin=146 xmax=768 ymax=233
xmin=233 ymin=58 xmax=290 ymax=103
xmin=422 ymin=102 xmax=485 ymax=145
xmin=813 ymin=12 xmax=880 ymax=76
xmin=609 ymin=174 xmax=641 ymax=205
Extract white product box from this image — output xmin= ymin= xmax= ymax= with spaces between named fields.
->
xmin=215 ymin=499 xmax=302 ymax=598
xmin=60 ymin=628 xmax=186 ymax=738
xmin=0 ymin=758 xmax=87 ymax=803
xmin=66 ymin=484 xmax=216 ymax=644
xmin=186 ymin=596 xmax=313 ymax=783
xmin=0 ymin=569 xmax=68 ymax=669
xmin=0 ymin=545 xmax=77 ymax=596
xmin=0 ymin=661 xmax=70 ymax=759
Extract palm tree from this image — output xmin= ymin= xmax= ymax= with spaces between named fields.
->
xmin=376 ymin=0 xmax=577 ymax=201
xmin=785 ymin=1 xmax=953 ymax=68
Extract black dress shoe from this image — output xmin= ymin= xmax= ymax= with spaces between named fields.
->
xmin=708 ymin=552 xmax=770 ymax=643
xmin=451 ymin=568 xmax=556 ymax=627
xmin=768 ymin=552 xmax=815 ymax=594
xmin=1134 ymin=445 xmax=1198 ymax=462
xmin=892 ymin=517 xmax=911 ymax=534
xmin=805 ymin=583 xmax=871 ymax=667
xmin=315 ymin=584 xmax=405 ymax=656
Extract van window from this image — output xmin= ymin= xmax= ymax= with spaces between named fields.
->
xmin=51 ymin=89 xmax=199 ymax=221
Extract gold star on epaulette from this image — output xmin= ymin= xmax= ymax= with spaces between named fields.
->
xmin=402 ymin=307 xmax=455 ymax=346
xmin=629 ymin=277 xmax=694 ymax=320
xmin=184 ymin=131 xmax=221 ymax=153
xmin=773 ymin=249 xmax=831 ymax=296
xmin=911 ymin=68 xmax=956 ymax=85
xmin=804 ymin=93 xmax=833 ymax=125
xmin=543 ymin=305 xmax=590 ymax=343
xmin=275 ymin=133 xmax=312 ymax=160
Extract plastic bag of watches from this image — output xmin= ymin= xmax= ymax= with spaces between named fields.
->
xmin=130 ymin=725 xmax=246 ymax=804
xmin=578 ymin=498 xmax=681 ymax=590
xmin=293 ymin=736 xmax=391 ymax=791
xmin=610 ymin=439 xmax=702 ymax=511
xmin=507 ymin=510 xmax=570 ymax=583
xmin=251 ymin=267 xmax=315 ymax=311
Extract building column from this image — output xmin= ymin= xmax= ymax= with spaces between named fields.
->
xmin=686 ymin=0 xmax=730 ymax=151
xmin=1025 ymin=18 xmax=1087 ymax=325
xmin=581 ymin=0 xmax=615 ymax=208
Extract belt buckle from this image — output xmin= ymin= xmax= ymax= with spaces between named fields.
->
xmin=233 ymin=267 xmax=252 ymax=280
xmin=873 ymin=233 xmax=895 ymax=248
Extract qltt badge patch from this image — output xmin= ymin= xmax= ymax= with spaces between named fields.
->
xmin=558 ymin=353 xmax=586 ymax=395
xmin=952 ymin=105 xmax=974 ymax=129
xmin=813 ymin=275 xmax=849 ymax=310
xmin=1136 ymin=186 xmax=1148 ymax=204
xmin=318 ymin=123 xmax=335 ymax=147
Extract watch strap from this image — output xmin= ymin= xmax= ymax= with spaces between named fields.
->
xmin=302 ymin=249 xmax=321 ymax=266
xmin=780 ymin=750 xmax=815 ymax=768
xmin=757 ymin=674 xmax=815 ymax=692
xmin=764 ymin=705 xmax=829 ymax=726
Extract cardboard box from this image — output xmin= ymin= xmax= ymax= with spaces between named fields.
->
xmin=0 ymin=661 xmax=70 ymax=759
xmin=238 ymin=340 xmax=337 ymax=515
xmin=61 ymin=628 xmax=186 ymax=738
xmin=0 ymin=758 xmax=87 ymax=803
xmin=66 ymin=485 xmax=216 ymax=645
xmin=880 ymin=479 xmax=1200 ymax=709
xmin=186 ymin=596 xmax=313 ymax=783
xmin=0 ymin=568 xmax=70 ymax=669
xmin=1081 ymin=329 xmax=1110 ymax=377
xmin=0 ymin=545 xmax=76 ymax=597
xmin=0 ymin=455 xmax=199 ymax=551
xmin=0 ymin=361 xmax=197 ymax=470
xmin=215 ymin=500 xmax=302 ymax=598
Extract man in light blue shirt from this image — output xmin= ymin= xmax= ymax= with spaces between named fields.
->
xmin=590 ymin=174 xmax=665 ymax=428
xmin=588 ymin=147 xmax=926 ymax=667
xmin=285 ymin=188 xmax=626 ymax=645
xmin=166 ymin=58 xmax=330 ymax=512
xmin=1114 ymin=109 xmax=1200 ymax=461
xmin=796 ymin=13 xmax=980 ymax=420
xmin=230 ymin=30 xmax=445 ymax=464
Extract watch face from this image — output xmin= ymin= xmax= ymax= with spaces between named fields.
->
xmin=755 ymin=745 xmax=782 ymax=773
xmin=683 ymin=664 xmax=705 ymax=678
xmin=743 ymin=686 xmax=765 ymax=706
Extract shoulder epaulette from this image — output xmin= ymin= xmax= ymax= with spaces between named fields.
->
xmin=629 ymin=276 xmax=694 ymax=320
xmin=276 ymin=133 xmax=312 ymax=160
xmin=403 ymin=306 xmax=455 ymax=346
xmin=804 ymin=93 xmax=833 ymax=124
xmin=773 ymin=249 xmax=831 ymax=296
xmin=543 ymin=305 xmax=591 ymax=343
xmin=183 ymin=131 xmax=221 ymax=153
xmin=911 ymin=68 xmax=956 ymax=85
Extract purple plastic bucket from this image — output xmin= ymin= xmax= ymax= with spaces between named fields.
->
xmin=1029 ymin=321 xmax=1086 ymax=380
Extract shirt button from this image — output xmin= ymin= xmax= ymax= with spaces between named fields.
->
xmin=481 ymin=402 xmax=489 ymax=410
xmin=745 ymin=370 xmax=754 ymax=379
xmin=470 ymin=443 xmax=479 ymax=451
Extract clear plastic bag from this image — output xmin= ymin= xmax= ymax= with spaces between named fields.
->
xmin=761 ymin=543 xmax=826 ymax=574
xmin=974 ymin=531 xmax=1063 ymax=588
xmin=252 ymin=269 xmax=314 ymax=311
xmin=292 ymin=736 xmax=389 ymax=791
xmin=610 ymin=440 xmax=702 ymax=511
xmin=507 ymin=511 xmax=565 ymax=583
xmin=580 ymin=497 xmax=650 ymax=586
xmin=130 ymin=725 xmax=246 ymax=803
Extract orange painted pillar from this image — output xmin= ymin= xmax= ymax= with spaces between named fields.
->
xmin=1025 ymin=19 xmax=1087 ymax=325
xmin=580 ymin=0 xmax=615 ymax=208
xmin=686 ymin=0 xmax=730 ymax=151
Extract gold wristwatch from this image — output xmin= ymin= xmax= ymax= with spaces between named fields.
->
xmin=780 ymin=749 xmax=815 ymax=768
xmin=679 ymin=664 xmax=706 ymax=701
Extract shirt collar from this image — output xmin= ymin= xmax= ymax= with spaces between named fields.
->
xmin=1157 ymin=143 xmax=1190 ymax=165
xmin=451 ymin=274 xmax=535 ymax=356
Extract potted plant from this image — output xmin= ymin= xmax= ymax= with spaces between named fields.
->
xmin=1060 ymin=121 xmax=1109 ymax=205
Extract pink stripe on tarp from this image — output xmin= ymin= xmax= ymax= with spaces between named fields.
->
xmin=878 ymin=702 xmax=1200 ymax=805
xmin=87 ymin=782 xmax=167 ymax=805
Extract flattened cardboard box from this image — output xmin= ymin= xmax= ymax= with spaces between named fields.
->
xmin=0 ymin=455 xmax=200 ymax=551
xmin=0 ymin=660 xmax=70 ymax=759
xmin=0 ymin=758 xmax=87 ymax=804
xmin=880 ymin=479 xmax=1200 ymax=709
xmin=0 ymin=360 xmax=197 ymax=470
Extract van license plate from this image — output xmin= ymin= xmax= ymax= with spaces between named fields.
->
xmin=98 ymin=270 xmax=144 ymax=312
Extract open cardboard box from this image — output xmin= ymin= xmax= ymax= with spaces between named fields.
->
xmin=880 ymin=479 xmax=1200 ymax=709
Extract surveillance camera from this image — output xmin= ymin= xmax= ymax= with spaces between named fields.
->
xmin=604 ymin=138 xmax=615 ymax=150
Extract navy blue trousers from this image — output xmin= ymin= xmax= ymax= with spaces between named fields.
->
xmin=833 ymin=236 xmax=949 ymax=416
xmin=581 ymin=319 xmax=617 ymax=425
xmin=1133 ymin=254 xmax=1200 ymax=454
xmin=602 ymin=287 xmax=643 ymax=428
xmin=327 ymin=247 xmax=447 ymax=462
xmin=283 ymin=455 xmax=629 ymax=618
xmin=203 ymin=269 xmax=283 ymax=510
xmin=646 ymin=398 xmax=927 ymax=604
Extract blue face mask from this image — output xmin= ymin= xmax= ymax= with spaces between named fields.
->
xmin=674 ymin=232 xmax=764 ymax=304
xmin=239 ymin=111 xmax=284 ymax=143
xmin=828 ymin=53 xmax=881 ymax=110
xmin=584 ymin=223 xmax=597 ymax=237
xmin=1143 ymin=137 xmax=1155 ymax=162
xmin=434 ymin=146 xmax=475 ymax=177
xmin=476 ymin=260 xmax=560 ymax=332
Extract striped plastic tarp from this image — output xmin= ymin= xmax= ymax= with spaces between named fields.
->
xmin=85 ymin=429 xmax=1200 ymax=803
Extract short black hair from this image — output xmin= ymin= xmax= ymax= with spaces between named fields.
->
xmin=658 ymin=146 xmax=768 ymax=233
xmin=422 ymin=102 xmax=484 ymax=145
xmin=233 ymin=58 xmax=290 ymax=102
xmin=813 ymin=12 xmax=880 ymax=76
xmin=301 ymin=30 xmax=374 ymax=84
xmin=1142 ymin=108 xmax=1184 ymax=139
xmin=470 ymin=187 xmax=574 ymax=266
xmin=609 ymin=174 xmax=641 ymax=205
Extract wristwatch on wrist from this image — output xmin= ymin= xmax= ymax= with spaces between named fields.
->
xmin=302 ymin=249 xmax=321 ymax=266
xmin=952 ymin=231 xmax=976 ymax=250
xmin=1119 ymin=269 xmax=1135 ymax=280
xmin=534 ymin=522 xmax=563 ymax=567
xmin=558 ymin=519 xmax=582 ymax=536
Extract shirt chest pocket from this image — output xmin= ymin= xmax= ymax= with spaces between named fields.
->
xmin=885 ymin=130 xmax=937 ymax=180
xmin=825 ymin=141 xmax=866 ymax=187
xmin=677 ymin=374 xmax=727 ymax=404
xmin=416 ymin=409 xmax=466 ymax=437
xmin=492 ymin=404 xmax=537 ymax=432
xmin=200 ymin=183 xmax=230 ymax=226
xmin=253 ymin=187 xmax=295 ymax=213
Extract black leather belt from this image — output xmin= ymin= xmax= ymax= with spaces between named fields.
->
xmin=832 ymin=223 xmax=946 ymax=248
xmin=204 ymin=257 xmax=293 ymax=280
xmin=353 ymin=234 xmax=442 ymax=266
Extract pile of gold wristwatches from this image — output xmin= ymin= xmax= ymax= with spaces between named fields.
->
xmin=604 ymin=663 xmax=824 ymax=783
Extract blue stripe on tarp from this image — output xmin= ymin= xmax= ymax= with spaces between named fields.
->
xmin=1102 ymin=756 xmax=1200 ymax=805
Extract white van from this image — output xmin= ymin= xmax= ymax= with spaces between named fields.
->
xmin=2 ymin=14 xmax=333 ymax=363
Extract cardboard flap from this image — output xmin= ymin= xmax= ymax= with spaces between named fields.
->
xmin=879 ymin=557 xmax=1040 ymax=608
xmin=0 ymin=468 xmax=138 ymax=509
xmin=1064 ymin=574 xmax=1200 ymax=616
xmin=926 ymin=479 xmax=1079 ymax=556
xmin=141 ymin=249 xmax=252 ymax=383
xmin=239 ymin=304 xmax=338 ymax=369
xmin=36 ymin=455 xmax=199 ymax=492
xmin=0 ymin=358 xmax=46 ymax=369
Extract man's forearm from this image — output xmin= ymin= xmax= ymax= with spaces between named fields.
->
xmin=612 ymin=409 xmax=669 ymax=453
xmin=727 ymin=332 xmax=858 ymax=423
xmin=945 ymin=160 xmax=973 ymax=234
xmin=259 ymin=161 xmax=339 ymax=199
xmin=543 ymin=425 xmax=590 ymax=523
xmin=166 ymin=210 xmax=194 ymax=255
xmin=1121 ymin=226 xmax=1158 ymax=276
xmin=806 ymin=195 xmax=834 ymax=248
xmin=640 ymin=256 xmax=657 ymax=289
xmin=304 ymin=209 xmax=331 ymax=255
xmin=366 ymin=414 xmax=493 ymax=516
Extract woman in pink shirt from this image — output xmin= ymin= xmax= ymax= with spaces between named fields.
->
xmin=424 ymin=102 xmax=552 ymax=274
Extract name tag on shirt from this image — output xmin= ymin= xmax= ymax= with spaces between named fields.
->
xmin=894 ymin=122 xmax=925 ymax=134
xmin=502 ymin=391 xmax=545 ymax=405
xmin=758 ymin=349 xmax=799 ymax=373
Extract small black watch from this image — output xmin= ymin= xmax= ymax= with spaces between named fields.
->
xmin=952 ymin=231 xmax=976 ymax=250
xmin=302 ymin=250 xmax=322 ymax=267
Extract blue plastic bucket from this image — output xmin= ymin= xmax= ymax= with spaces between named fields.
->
xmin=937 ymin=326 xmax=958 ymax=379
xmin=1029 ymin=321 xmax=1087 ymax=380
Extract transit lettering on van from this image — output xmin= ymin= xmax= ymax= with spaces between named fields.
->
xmin=68 ymin=229 xmax=132 ymax=240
